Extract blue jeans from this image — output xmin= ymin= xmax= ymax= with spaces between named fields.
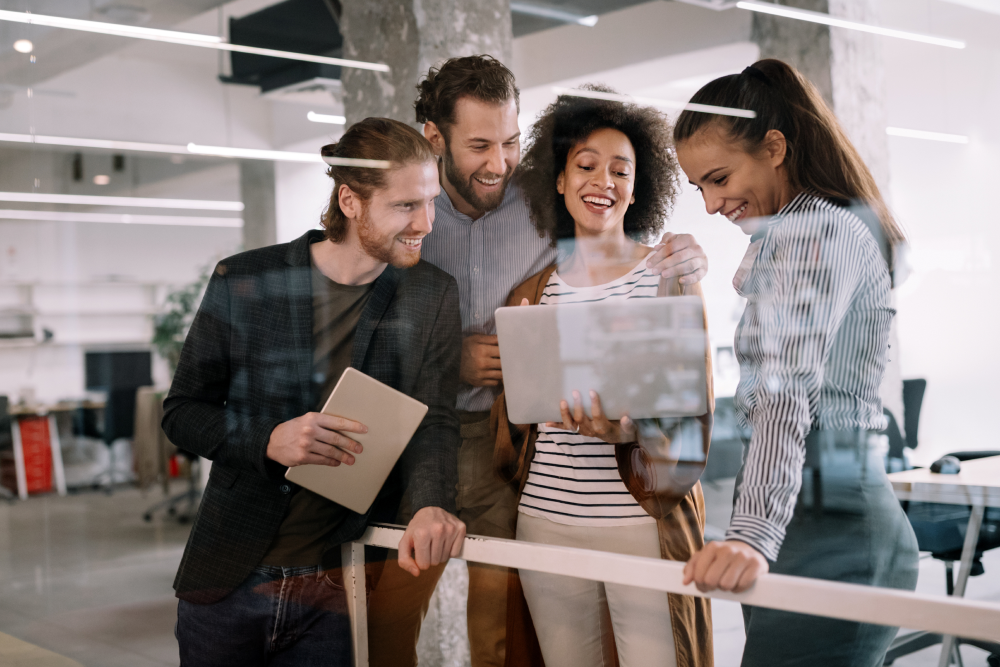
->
xmin=176 ymin=565 xmax=352 ymax=667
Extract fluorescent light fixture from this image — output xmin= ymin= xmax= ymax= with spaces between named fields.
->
xmin=187 ymin=143 xmax=324 ymax=163
xmin=0 ymin=209 xmax=242 ymax=227
xmin=307 ymin=111 xmax=347 ymax=125
xmin=736 ymin=2 xmax=966 ymax=49
xmin=0 ymin=132 xmax=330 ymax=163
xmin=0 ymin=9 xmax=390 ymax=72
xmin=886 ymin=127 xmax=969 ymax=144
xmin=92 ymin=174 xmax=110 ymax=185
xmin=510 ymin=2 xmax=598 ymax=26
xmin=13 ymin=38 xmax=33 ymax=53
xmin=0 ymin=192 xmax=244 ymax=211
xmin=0 ymin=131 xmax=190 ymax=155
xmin=552 ymin=87 xmax=756 ymax=118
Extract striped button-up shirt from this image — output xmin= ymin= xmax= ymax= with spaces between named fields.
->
xmin=422 ymin=181 xmax=556 ymax=412
xmin=728 ymin=193 xmax=893 ymax=561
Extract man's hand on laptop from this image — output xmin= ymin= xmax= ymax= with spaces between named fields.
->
xmin=460 ymin=334 xmax=503 ymax=387
xmin=266 ymin=413 xmax=368 ymax=468
xmin=397 ymin=506 xmax=467 ymax=577
xmin=646 ymin=232 xmax=708 ymax=286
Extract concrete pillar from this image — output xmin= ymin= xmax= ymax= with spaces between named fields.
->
xmin=751 ymin=0 xmax=890 ymax=193
xmin=239 ymin=159 xmax=277 ymax=251
xmin=339 ymin=0 xmax=513 ymax=126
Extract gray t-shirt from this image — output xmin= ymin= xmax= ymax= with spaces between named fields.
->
xmin=260 ymin=251 xmax=375 ymax=567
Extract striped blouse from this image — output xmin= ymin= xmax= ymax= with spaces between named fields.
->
xmin=728 ymin=192 xmax=894 ymax=561
xmin=517 ymin=255 xmax=659 ymax=527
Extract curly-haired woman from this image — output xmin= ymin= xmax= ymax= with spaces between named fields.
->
xmin=492 ymin=88 xmax=713 ymax=667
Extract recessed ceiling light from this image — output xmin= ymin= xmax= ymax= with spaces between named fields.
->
xmin=93 ymin=175 xmax=110 ymax=185
xmin=13 ymin=39 xmax=32 ymax=53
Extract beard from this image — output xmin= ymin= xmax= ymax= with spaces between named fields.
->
xmin=442 ymin=143 xmax=513 ymax=214
xmin=356 ymin=203 xmax=420 ymax=269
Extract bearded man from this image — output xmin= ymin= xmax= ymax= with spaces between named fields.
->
xmin=164 ymin=117 xmax=465 ymax=666
xmin=366 ymin=55 xmax=711 ymax=667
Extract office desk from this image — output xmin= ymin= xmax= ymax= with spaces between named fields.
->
xmin=888 ymin=456 xmax=1000 ymax=667
xmin=7 ymin=401 xmax=105 ymax=500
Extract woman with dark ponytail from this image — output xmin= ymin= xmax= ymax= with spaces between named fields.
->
xmin=673 ymin=59 xmax=918 ymax=665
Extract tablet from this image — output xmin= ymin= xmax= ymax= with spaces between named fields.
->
xmin=284 ymin=367 xmax=428 ymax=514
xmin=495 ymin=296 xmax=708 ymax=425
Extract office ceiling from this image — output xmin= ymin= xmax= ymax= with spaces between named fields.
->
xmin=0 ymin=1 xmax=232 ymax=87
xmin=0 ymin=0 xmax=666 ymax=90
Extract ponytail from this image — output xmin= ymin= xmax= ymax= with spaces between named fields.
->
xmin=673 ymin=59 xmax=905 ymax=279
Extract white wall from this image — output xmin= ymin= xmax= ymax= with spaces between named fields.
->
xmin=880 ymin=0 xmax=1000 ymax=462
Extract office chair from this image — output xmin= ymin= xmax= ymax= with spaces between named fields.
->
xmin=143 ymin=449 xmax=201 ymax=524
xmin=0 ymin=396 xmax=15 ymax=501
xmin=883 ymin=380 xmax=1000 ymax=666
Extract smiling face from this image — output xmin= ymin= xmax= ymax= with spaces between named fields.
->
xmin=557 ymin=127 xmax=637 ymax=238
xmin=427 ymin=95 xmax=520 ymax=217
xmin=676 ymin=122 xmax=793 ymax=236
xmin=342 ymin=160 xmax=440 ymax=269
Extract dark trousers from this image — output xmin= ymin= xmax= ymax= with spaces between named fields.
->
xmin=737 ymin=430 xmax=919 ymax=667
xmin=176 ymin=564 xmax=352 ymax=667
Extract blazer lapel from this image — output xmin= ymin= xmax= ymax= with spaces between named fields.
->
xmin=351 ymin=265 xmax=401 ymax=370
xmin=285 ymin=232 xmax=318 ymax=408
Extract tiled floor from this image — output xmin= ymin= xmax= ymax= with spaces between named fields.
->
xmin=0 ymin=481 xmax=996 ymax=666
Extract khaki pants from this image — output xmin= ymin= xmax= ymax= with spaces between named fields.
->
xmin=516 ymin=514 xmax=677 ymax=667
xmin=368 ymin=411 xmax=518 ymax=667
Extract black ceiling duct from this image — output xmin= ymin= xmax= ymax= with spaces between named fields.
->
xmin=220 ymin=0 xmax=343 ymax=93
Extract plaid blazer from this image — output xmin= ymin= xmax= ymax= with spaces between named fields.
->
xmin=163 ymin=230 xmax=461 ymax=604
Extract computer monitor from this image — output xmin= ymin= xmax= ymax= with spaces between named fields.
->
xmin=84 ymin=351 xmax=153 ymax=443
xmin=84 ymin=350 xmax=153 ymax=391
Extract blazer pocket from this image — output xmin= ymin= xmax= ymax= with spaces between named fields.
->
xmin=209 ymin=464 xmax=240 ymax=489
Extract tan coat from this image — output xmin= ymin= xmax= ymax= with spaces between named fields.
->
xmin=491 ymin=263 xmax=715 ymax=667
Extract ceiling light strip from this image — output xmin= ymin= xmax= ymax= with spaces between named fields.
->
xmin=886 ymin=127 xmax=969 ymax=144
xmin=735 ymin=2 xmax=966 ymax=49
xmin=552 ymin=87 xmax=756 ymax=119
xmin=0 ymin=9 xmax=390 ymax=72
xmin=0 ymin=132 xmax=187 ymax=154
xmin=510 ymin=2 xmax=598 ymax=27
xmin=0 ymin=209 xmax=243 ymax=227
xmin=307 ymin=111 xmax=347 ymax=125
xmin=0 ymin=192 xmax=244 ymax=211
xmin=187 ymin=143 xmax=324 ymax=163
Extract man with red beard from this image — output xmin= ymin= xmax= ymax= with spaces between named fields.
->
xmin=164 ymin=118 xmax=465 ymax=666
xmin=365 ymin=55 xmax=711 ymax=667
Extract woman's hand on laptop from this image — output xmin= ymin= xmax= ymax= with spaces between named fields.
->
xmin=397 ymin=506 xmax=467 ymax=577
xmin=265 ymin=412 xmax=367 ymax=468
xmin=546 ymin=390 xmax=638 ymax=444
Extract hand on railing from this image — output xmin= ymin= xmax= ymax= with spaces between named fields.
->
xmin=396 ymin=506 xmax=467 ymax=577
xmin=684 ymin=540 xmax=769 ymax=593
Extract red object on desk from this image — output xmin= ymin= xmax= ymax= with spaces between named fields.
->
xmin=18 ymin=416 xmax=53 ymax=494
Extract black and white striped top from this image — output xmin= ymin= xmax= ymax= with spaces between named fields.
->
xmin=728 ymin=193 xmax=893 ymax=561
xmin=517 ymin=255 xmax=659 ymax=527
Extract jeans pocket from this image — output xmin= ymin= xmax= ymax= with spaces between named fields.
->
xmin=319 ymin=568 xmax=345 ymax=591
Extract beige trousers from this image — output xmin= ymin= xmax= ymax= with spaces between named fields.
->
xmin=516 ymin=513 xmax=677 ymax=667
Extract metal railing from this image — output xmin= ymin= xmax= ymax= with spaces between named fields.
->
xmin=341 ymin=523 xmax=1000 ymax=667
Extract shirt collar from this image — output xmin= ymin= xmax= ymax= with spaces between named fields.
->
xmin=436 ymin=179 xmax=521 ymax=222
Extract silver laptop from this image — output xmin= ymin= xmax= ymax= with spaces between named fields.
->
xmin=284 ymin=368 xmax=428 ymax=514
xmin=495 ymin=296 xmax=708 ymax=425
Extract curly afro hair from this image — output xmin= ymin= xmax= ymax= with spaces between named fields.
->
xmin=517 ymin=85 xmax=680 ymax=245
